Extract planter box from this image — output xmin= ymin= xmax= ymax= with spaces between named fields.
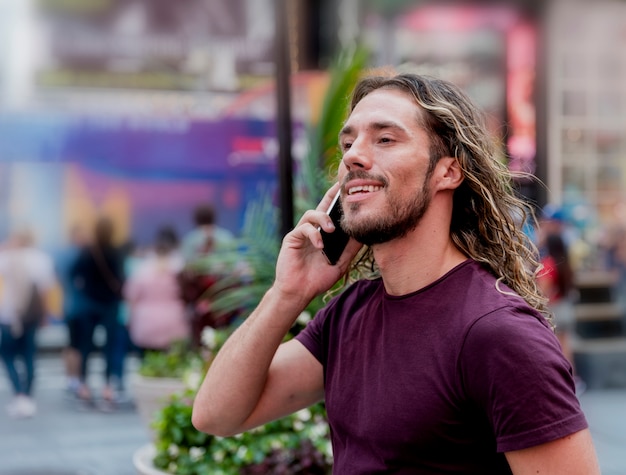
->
xmin=133 ymin=444 xmax=168 ymax=475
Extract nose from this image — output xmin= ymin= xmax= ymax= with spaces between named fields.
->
xmin=341 ymin=138 xmax=372 ymax=172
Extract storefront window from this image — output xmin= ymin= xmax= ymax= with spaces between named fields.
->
xmin=562 ymin=164 xmax=588 ymax=192
xmin=562 ymin=89 xmax=587 ymax=116
xmin=596 ymin=164 xmax=623 ymax=194
xmin=597 ymin=55 xmax=622 ymax=79
xmin=594 ymin=129 xmax=623 ymax=157
xmin=596 ymin=90 xmax=623 ymax=117
xmin=561 ymin=53 xmax=587 ymax=79
xmin=561 ymin=128 xmax=590 ymax=155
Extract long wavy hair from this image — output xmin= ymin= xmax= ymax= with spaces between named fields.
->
xmin=341 ymin=72 xmax=549 ymax=318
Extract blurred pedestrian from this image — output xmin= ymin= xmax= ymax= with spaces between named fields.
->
xmin=537 ymin=234 xmax=578 ymax=363
xmin=179 ymin=203 xmax=238 ymax=346
xmin=110 ymin=238 xmax=143 ymax=392
xmin=0 ymin=228 xmax=57 ymax=418
xmin=70 ymin=216 xmax=125 ymax=408
xmin=536 ymin=205 xmax=588 ymax=394
xmin=603 ymin=222 xmax=626 ymax=315
xmin=56 ymin=224 xmax=90 ymax=396
xmin=124 ymin=225 xmax=188 ymax=355
xmin=180 ymin=203 xmax=234 ymax=264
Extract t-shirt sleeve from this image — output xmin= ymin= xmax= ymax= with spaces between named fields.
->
xmin=460 ymin=307 xmax=588 ymax=453
xmin=294 ymin=305 xmax=327 ymax=365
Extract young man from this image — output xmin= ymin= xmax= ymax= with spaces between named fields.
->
xmin=192 ymin=73 xmax=600 ymax=474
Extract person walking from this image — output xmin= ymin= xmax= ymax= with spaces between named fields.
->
xmin=192 ymin=72 xmax=600 ymax=473
xmin=537 ymin=229 xmax=582 ymax=387
xmin=70 ymin=217 xmax=125 ymax=408
xmin=179 ymin=203 xmax=238 ymax=345
xmin=0 ymin=228 xmax=57 ymax=418
xmin=180 ymin=203 xmax=234 ymax=265
xmin=124 ymin=225 xmax=188 ymax=355
xmin=56 ymin=224 xmax=90 ymax=396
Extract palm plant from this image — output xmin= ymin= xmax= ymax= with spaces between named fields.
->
xmin=193 ymin=191 xmax=280 ymax=324
xmin=201 ymin=46 xmax=369 ymax=329
xmin=296 ymin=46 xmax=370 ymax=215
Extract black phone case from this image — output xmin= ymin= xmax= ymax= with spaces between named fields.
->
xmin=320 ymin=193 xmax=350 ymax=265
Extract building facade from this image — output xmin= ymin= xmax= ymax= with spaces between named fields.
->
xmin=546 ymin=0 xmax=626 ymax=242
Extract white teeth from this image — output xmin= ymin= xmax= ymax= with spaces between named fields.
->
xmin=348 ymin=185 xmax=382 ymax=195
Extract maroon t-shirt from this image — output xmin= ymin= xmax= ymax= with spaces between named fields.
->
xmin=296 ymin=260 xmax=587 ymax=474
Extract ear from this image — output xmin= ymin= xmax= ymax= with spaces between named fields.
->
xmin=434 ymin=156 xmax=464 ymax=191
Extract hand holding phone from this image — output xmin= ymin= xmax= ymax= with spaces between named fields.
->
xmin=320 ymin=191 xmax=350 ymax=265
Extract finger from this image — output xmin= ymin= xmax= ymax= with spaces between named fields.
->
xmin=294 ymin=183 xmax=343 ymax=240
xmin=316 ymin=182 xmax=342 ymax=212
xmin=285 ymin=220 xmax=324 ymax=250
xmin=297 ymin=209 xmax=335 ymax=234
xmin=301 ymin=221 xmax=326 ymax=250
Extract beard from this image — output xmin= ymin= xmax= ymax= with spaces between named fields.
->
xmin=342 ymin=171 xmax=433 ymax=246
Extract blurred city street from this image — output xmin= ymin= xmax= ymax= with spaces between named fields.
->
xmin=0 ymin=325 xmax=148 ymax=475
xmin=582 ymin=389 xmax=626 ymax=475
xmin=0 ymin=325 xmax=625 ymax=475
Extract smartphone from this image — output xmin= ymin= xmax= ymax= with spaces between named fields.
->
xmin=320 ymin=191 xmax=350 ymax=265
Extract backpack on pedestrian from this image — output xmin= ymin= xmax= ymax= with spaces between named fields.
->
xmin=17 ymin=279 xmax=46 ymax=325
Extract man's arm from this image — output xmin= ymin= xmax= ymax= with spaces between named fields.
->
xmin=192 ymin=287 xmax=324 ymax=437
xmin=192 ymin=183 xmax=362 ymax=437
xmin=505 ymin=428 xmax=600 ymax=475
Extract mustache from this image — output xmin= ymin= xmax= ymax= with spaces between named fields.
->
xmin=341 ymin=170 xmax=389 ymax=189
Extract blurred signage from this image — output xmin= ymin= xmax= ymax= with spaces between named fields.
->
xmin=0 ymin=113 xmax=279 ymax=176
xmin=34 ymin=0 xmax=275 ymax=92
xmin=506 ymin=22 xmax=537 ymax=176
xmin=0 ymin=112 xmax=281 ymax=244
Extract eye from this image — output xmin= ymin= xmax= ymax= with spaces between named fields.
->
xmin=341 ymin=141 xmax=352 ymax=151
xmin=379 ymin=136 xmax=393 ymax=144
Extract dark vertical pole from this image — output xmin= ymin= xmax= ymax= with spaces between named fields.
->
xmin=533 ymin=2 xmax=549 ymax=209
xmin=275 ymin=0 xmax=294 ymax=237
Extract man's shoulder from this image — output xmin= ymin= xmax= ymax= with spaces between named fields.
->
xmin=455 ymin=260 xmax=522 ymax=300
xmin=322 ymin=278 xmax=383 ymax=315
xmin=439 ymin=260 xmax=545 ymax=325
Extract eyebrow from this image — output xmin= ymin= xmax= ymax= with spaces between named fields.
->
xmin=339 ymin=120 xmax=408 ymax=138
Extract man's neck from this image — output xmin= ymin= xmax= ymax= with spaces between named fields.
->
xmin=373 ymin=233 xmax=467 ymax=296
xmin=371 ymin=197 xmax=468 ymax=296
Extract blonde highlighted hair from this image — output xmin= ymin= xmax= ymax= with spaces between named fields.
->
xmin=343 ymin=72 xmax=549 ymax=319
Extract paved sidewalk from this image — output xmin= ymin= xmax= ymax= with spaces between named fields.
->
xmin=0 ymin=353 xmax=149 ymax=475
xmin=578 ymin=389 xmax=626 ymax=475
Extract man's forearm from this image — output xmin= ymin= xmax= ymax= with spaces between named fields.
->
xmin=191 ymin=286 xmax=310 ymax=436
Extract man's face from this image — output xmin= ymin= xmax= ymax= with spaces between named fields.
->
xmin=337 ymin=88 xmax=435 ymax=246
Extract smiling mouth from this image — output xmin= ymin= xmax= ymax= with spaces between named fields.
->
xmin=347 ymin=185 xmax=382 ymax=195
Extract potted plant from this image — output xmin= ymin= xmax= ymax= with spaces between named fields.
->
xmin=132 ymin=319 xmax=331 ymax=475
xmin=132 ymin=391 xmax=332 ymax=475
